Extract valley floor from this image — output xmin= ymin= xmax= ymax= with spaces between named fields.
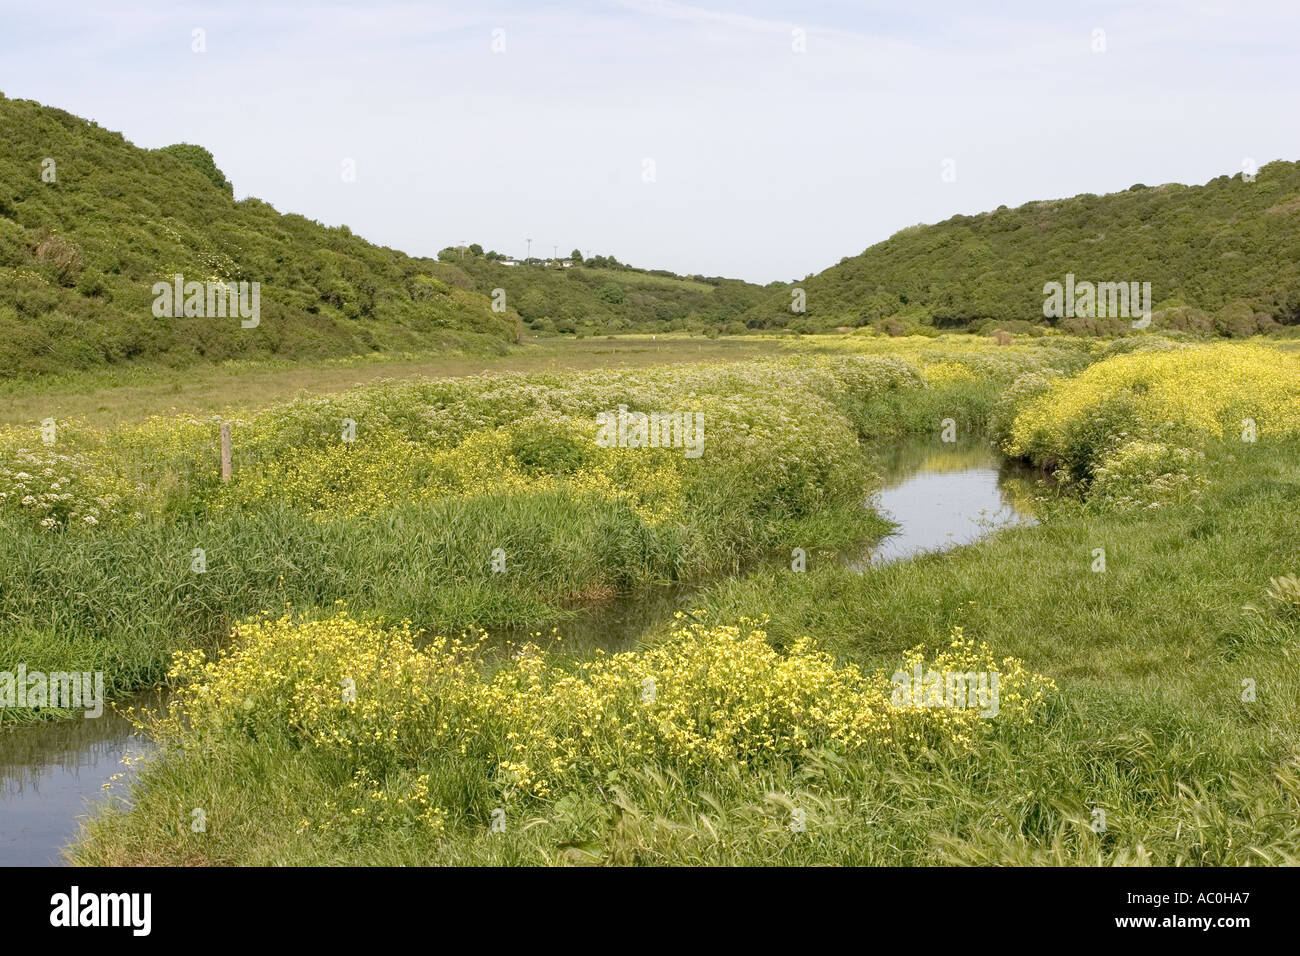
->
xmin=1 ymin=333 xmax=1297 ymax=865
xmin=0 ymin=334 xmax=786 ymax=427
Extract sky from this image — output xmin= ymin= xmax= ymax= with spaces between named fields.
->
xmin=1 ymin=0 xmax=1298 ymax=283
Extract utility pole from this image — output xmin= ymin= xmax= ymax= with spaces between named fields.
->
xmin=526 ymin=238 xmax=532 ymax=261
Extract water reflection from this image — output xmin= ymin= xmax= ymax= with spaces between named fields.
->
xmin=0 ymin=690 xmax=162 ymax=866
xmin=497 ymin=583 xmax=698 ymax=656
xmin=846 ymin=437 xmax=1044 ymax=568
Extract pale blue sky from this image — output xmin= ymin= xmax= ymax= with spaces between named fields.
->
xmin=2 ymin=0 xmax=1297 ymax=282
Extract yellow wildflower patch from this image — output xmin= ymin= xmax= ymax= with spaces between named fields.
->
xmin=163 ymin=611 xmax=1056 ymax=810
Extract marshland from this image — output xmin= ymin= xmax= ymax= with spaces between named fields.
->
xmin=3 ymin=332 xmax=1298 ymax=865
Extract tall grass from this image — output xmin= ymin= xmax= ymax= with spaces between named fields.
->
xmin=5 ymin=349 xmax=932 ymax=721
xmin=69 ymin=438 xmax=1300 ymax=866
xmin=37 ymin=336 xmax=1300 ymax=865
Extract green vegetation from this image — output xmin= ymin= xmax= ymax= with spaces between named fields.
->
xmin=0 ymin=92 xmax=521 ymax=380
xmin=746 ymin=162 xmax=1300 ymax=335
xmin=0 ymin=335 xmax=786 ymax=428
xmin=4 ymin=89 xmax=1300 ymax=866
xmin=441 ymin=160 xmax=1300 ymax=339
xmin=5 ymin=90 xmax=1298 ymax=386
xmin=56 ymin=335 xmax=1300 ymax=865
xmin=428 ymin=248 xmax=776 ymax=337
xmin=1 ymin=348 xmax=923 ymax=723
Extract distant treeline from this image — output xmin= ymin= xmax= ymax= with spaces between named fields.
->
xmin=428 ymin=246 xmax=779 ymax=336
xmin=444 ymin=161 xmax=1300 ymax=340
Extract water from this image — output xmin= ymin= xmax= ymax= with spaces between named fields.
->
xmin=846 ymin=437 xmax=1042 ymax=567
xmin=0 ymin=692 xmax=159 ymax=866
xmin=498 ymin=582 xmax=698 ymax=656
xmin=0 ymin=437 xmax=1046 ymax=866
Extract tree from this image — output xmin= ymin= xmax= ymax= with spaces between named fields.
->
xmin=469 ymin=243 xmax=484 ymax=257
xmin=518 ymin=289 xmax=549 ymax=321
xmin=157 ymin=143 xmax=234 ymax=196
xmin=596 ymin=282 xmax=625 ymax=305
xmin=570 ymin=249 xmax=583 ymax=263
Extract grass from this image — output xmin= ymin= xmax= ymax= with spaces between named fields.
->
xmin=3 ymin=344 xmax=911 ymax=724
xmin=6 ymin=333 xmax=1297 ymax=865
xmin=0 ymin=491 xmax=884 ymax=724
xmin=571 ymin=267 xmax=720 ymax=293
xmin=67 ymin=437 xmax=1300 ymax=866
xmin=0 ymin=334 xmax=788 ymax=427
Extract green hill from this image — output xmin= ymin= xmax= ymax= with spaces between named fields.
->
xmin=0 ymin=93 xmax=524 ymax=379
xmin=744 ymin=161 xmax=1300 ymax=336
xmin=426 ymin=248 xmax=778 ymax=336
xmin=8 ymin=91 xmax=1295 ymax=371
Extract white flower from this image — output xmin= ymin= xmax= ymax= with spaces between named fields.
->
xmin=83 ymin=514 xmax=98 ymax=525
xmin=20 ymin=495 xmax=35 ymax=506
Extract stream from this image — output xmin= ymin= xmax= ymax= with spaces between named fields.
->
xmin=0 ymin=436 xmax=1043 ymax=865
xmin=847 ymin=436 xmax=1040 ymax=567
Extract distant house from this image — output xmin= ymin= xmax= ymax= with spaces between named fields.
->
xmin=560 ymin=260 xmax=573 ymax=268
xmin=500 ymin=258 xmax=519 ymax=267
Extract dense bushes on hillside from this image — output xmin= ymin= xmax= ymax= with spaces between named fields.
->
xmin=4 ymin=91 xmax=1296 ymax=371
xmin=746 ymin=162 xmax=1300 ymax=334
xmin=0 ymin=93 xmax=521 ymax=378
xmin=427 ymin=252 xmax=776 ymax=336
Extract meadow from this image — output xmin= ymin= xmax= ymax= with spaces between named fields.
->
xmin=3 ymin=332 xmax=1298 ymax=865
xmin=0 ymin=334 xmax=784 ymax=427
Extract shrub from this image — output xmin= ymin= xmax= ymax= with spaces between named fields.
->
xmin=1153 ymin=306 xmax=1213 ymax=335
xmin=164 ymin=612 xmax=1056 ymax=807
xmin=1088 ymin=439 xmax=1206 ymax=510
xmin=596 ymin=282 xmax=625 ymax=305
xmin=33 ymin=232 xmax=83 ymax=286
xmin=1006 ymin=343 xmax=1300 ymax=496
xmin=0 ymin=432 xmax=138 ymax=531
xmin=156 ymin=143 xmax=234 ymax=195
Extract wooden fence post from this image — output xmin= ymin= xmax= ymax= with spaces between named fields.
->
xmin=220 ymin=422 xmax=231 ymax=482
